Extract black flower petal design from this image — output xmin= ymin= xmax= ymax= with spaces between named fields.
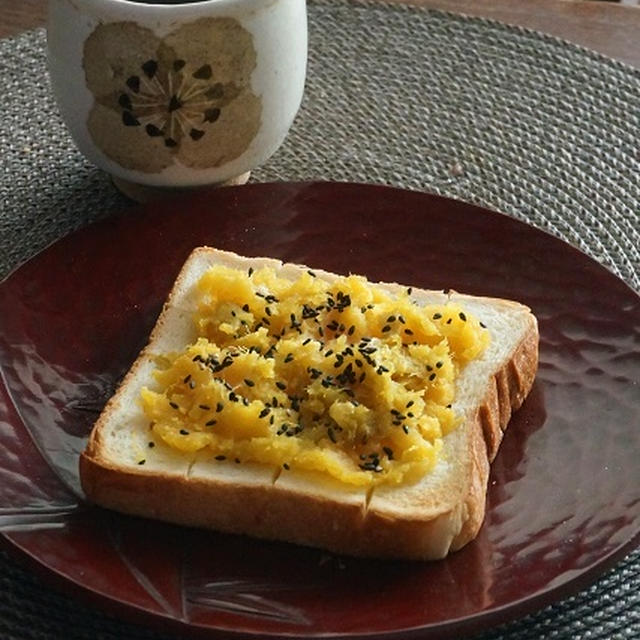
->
xmin=141 ymin=59 xmax=158 ymax=79
xmin=193 ymin=64 xmax=212 ymax=80
xmin=126 ymin=76 xmax=141 ymax=93
xmin=115 ymin=57 xmax=231 ymax=149
xmin=122 ymin=111 xmax=140 ymax=126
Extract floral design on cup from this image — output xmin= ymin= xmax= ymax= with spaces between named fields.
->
xmin=118 ymin=59 xmax=225 ymax=149
xmin=82 ymin=18 xmax=262 ymax=174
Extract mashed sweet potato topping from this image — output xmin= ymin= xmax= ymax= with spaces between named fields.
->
xmin=140 ymin=265 xmax=490 ymax=486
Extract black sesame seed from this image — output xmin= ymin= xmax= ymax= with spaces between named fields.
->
xmin=436 ymin=361 xmax=443 ymax=368
xmin=215 ymin=455 xmax=226 ymax=461
xmin=179 ymin=429 xmax=190 ymax=435
xmin=276 ymin=381 xmax=287 ymax=391
xmin=284 ymin=353 xmax=294 ymax=363
xmin=259 ymin=407 xmax=271 ymax=418
xmin=248 ymin=267 xmax=254 ymax=277
xmin=216 ymin=402 xmax=224 ymax=412
xmin=433 ymin=313 xmax=442 ymax=320
xmin=138 ymin=459 xmax=146 ymax=465
xmin=383 ymin=446 xmax=394 ymax=459
xmin=205 ymin=419 xmax=217 ymax=426
xmin=406 ymin=400 xmax=414 ymax=408
xmin=447 ymin=318 xmax=452 ymax=324
xmin=480 ymin=321 xmax=487 ymax=328
xmin=307 ymin=270 xmax=316 ymax=277
xmin=183 ymin=374 xmax=192 ymax=384
xmin=386 ymin=315 xmax=396 ymax=323
xmin=169 ymin=401 xmax=179 ymax=410
xmin=429 ymin=373 xmax=436 ymax=381
xmin=199 ymin=404 xmax=211 ymax=410
xmin=283 ymin=462 xmax=290 ymax=469
xmin=244 ymin=378 xmax=255 ymax=387
xmin=301 ymin=304 xmax=319 ymax=320
xmin=459 ymin=312 xmax=467 ymax=322
xmin=148 ymin=442 xmax=155 ymax=448
xmin=402 ymin=425 xmax=409 ymax=434
xmin=404 ymin=328 xmax=414 ymax=335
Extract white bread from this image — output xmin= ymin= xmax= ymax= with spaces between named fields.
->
xmin=79 ymin=247 xmax=539 ymax=560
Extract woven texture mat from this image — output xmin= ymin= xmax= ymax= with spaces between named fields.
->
xmin=1 ymin=0 xmax=639 ymax=638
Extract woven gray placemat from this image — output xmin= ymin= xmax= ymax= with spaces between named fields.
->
xmin=0 ymin=0 xmax=638 ymax=638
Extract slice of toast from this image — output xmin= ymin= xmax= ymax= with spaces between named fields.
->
xmin=80 ymin=247 xmax=538 ymax=560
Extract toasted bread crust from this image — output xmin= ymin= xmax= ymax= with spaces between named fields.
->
xmin=80 ymin=248 xmax=539 ymax=560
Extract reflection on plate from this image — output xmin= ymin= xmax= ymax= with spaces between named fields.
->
xmin=0 ymin=182 xmax=638 ymax=639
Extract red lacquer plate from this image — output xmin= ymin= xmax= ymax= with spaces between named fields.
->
xmin=0 ymin=182 xmax=638 ymax=639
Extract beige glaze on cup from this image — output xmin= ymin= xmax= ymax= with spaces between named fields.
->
xmin=47 ymin=0 xmax=307 ymax=194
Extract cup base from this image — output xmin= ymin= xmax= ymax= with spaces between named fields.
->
xmin=112 ymin=172 xmax=252 ymax=203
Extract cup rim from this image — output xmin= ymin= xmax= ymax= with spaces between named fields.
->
xmin=60 ymin=0 xmax=249 ymax=11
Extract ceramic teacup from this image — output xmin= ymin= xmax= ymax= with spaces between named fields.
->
xmin=47 ymin=0 xmax=307 ymax=199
